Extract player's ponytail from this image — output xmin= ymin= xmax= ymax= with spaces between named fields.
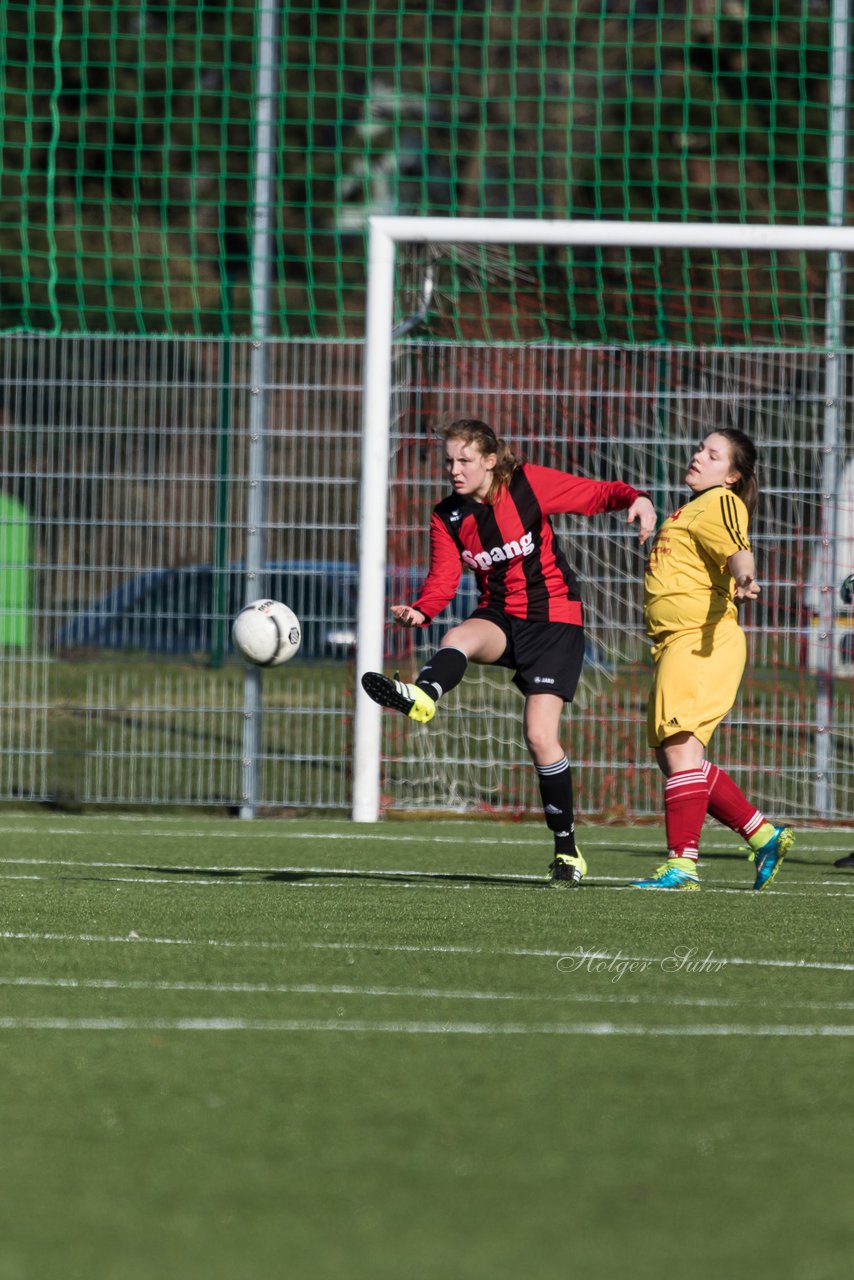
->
xmin=442 ymin=419 xmax=519 ymax=503
xmin=718 ymin=427 xmax=758 ymax=518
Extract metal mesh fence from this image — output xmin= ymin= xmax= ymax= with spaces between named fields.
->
xmin=2 ymin=332 xmax=851 ymax=819
xmin=1 ymin=0 xmax=851 ymax=341
xmin=1 ymin=6 xmax=853 ymax=817
xmin=0 ymin=334 xmax=363 ymax=809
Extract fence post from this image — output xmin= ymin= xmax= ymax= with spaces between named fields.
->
xmin=239 ymin=0 xmax=280 ymax=819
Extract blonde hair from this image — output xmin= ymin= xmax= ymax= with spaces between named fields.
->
xmin=442 ymin=419 xmax=519 ymax=503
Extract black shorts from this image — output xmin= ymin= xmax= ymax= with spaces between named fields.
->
xmin=473 ymin=608 xmax=585 ymax=703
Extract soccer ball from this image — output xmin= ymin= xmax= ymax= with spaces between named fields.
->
xmin=231 ymin=598 xmax=301 ymax=666
xmin=842 ymin=574 xmax=854 ymax=606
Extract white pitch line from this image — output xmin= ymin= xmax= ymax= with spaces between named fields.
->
xmin=0 ymin=871 xmax=843 ymax=900
xmin=0 ymin=871 xmax=478 ymax=893
xmin=0 ymin=827 xmax=556 ymax=847
xmin=0 ymin=858 xmax=850 ymax=899
xmin=3 ymin=974 xmax=854 ymax=1012
xmin=0 ymin=975 xmax=541 ymax=1000
xmin=0 ymin=975 xmax=585 ymax=1000
xmin=0 ymin=1016 xmax=852 ymax=1036
xmin=2 ymin=929 xmax=853 ymax=972
xmin=0 ymin=822 xmax=852 ymax=855
xmin=311 ymin=942 xmax=854 ymax=967
xmin=309 ymin=942 xmax=854 ymax=971
xmin=0 ymin=873 xmax=848 ymax=900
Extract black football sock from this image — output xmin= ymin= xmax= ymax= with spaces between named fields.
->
xmin=535 ymin=756 xmax=577 ymax=855
xmin=415 ymin=647 xmax=468 ymax=702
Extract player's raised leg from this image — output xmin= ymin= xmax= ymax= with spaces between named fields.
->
xmin=360 ymin=671 xmax=441 ymax=723
xmin=361 ymin=618 xmax=506 ymax=724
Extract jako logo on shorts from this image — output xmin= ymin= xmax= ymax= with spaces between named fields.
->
xmin=462 ymin=531 xmax=534 ymax=571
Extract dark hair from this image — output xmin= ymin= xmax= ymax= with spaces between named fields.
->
xmin=715 ymin=427 xmax=758 ymax=517
xmin=442 ymin=419 xmax=519 ymax=503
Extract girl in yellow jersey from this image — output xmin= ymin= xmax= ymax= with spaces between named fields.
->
xmin=634 ymin=428 xmax=794 ymax=891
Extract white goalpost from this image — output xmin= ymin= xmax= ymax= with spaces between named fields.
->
xmin=352 ymin=217 xmax=854 ymax=824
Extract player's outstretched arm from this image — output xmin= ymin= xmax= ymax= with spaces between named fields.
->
xmin=626 ymin=496 xmax=657 ymax=545
xmin=729 ymin=549 xmax=760 ymax=600
xmin=391 ymin=604 xmax=427 ymax=628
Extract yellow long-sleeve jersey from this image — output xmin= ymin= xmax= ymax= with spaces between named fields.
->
xmin=643 ymin=485 xmax=751 ymax=643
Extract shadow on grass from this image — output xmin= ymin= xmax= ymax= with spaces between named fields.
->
xmin=613 ymin=847 xmax=820 ymax=868
xmin=129 ymin=864 xmax=621 ymax=890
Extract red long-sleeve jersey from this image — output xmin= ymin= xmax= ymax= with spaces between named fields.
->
xmin=411 ymin=463 xmax=644 ymax=626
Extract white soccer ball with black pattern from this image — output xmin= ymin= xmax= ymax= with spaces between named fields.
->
xmin=231 ymin=598 xmax=302 ymax=667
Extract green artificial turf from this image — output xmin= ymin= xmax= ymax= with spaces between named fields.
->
xmin=0 ymin=814 xmax=852 ymax=1280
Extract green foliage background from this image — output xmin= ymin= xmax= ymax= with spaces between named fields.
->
xmin=0 ymin=0 xmax=849 ymax=340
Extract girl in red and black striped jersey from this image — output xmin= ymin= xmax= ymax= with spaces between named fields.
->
xmin=361 ymin=418 xmax=656 ymax=885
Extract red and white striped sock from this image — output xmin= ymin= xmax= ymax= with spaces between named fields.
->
xmin=702 ymin=761 xmax=765 ymax=841
xmin=664 ymin=768 xmax=709 ymax=862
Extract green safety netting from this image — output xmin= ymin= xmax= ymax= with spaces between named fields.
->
xmin=0 ymin=0 xmax=851 ymax=342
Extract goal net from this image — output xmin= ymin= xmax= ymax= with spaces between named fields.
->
xmin=353 ymin=218 xmax=854 ymax=825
